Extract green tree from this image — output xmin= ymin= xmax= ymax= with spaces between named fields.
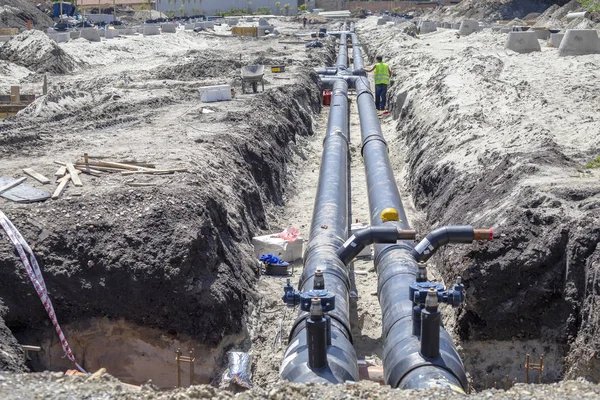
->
xmin=577 ymin=0 xmax=600 ymax=11
xmin=283 ymin=3 xmax=290 ymax=15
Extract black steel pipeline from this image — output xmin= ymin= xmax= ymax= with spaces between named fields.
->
xmin=280 ymin=78 xmax=359 ymax=384
xmin=336 ymin=33 xmax=348 ymax=70
xmin=352 ymin=42 xmax=468 ymax=391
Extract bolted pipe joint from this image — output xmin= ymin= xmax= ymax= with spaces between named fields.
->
xmin=420 ymin=288 xmax=441 ymax=359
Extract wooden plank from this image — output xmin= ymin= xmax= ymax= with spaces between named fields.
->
xmin=97 ymin=160 xmax=155 ymax=171
xmin=126 ymin=182 xmax=158 ymax=187
xmin=0 ymin=177 xmax=26 ymax=194
xmin=55 ymin=166 xmax=67 ymax=177
xmin=52 ymin=175 xmax=70 ymax=200
xmin=23 ymin=168 xmax=50 ymax=184
xmin=74 ymin=164 xmax=114 ymax=173
xmin=65 ymin=163 xmax=83 ymax=187
xmin=121 ymin=168 xmax=188 ymax=175
xmin=55 ymin=161 xmax=101 ymax=176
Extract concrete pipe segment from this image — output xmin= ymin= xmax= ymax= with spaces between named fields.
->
xmin=143 ymin=25 xmax=161 ymax=36
xmin=505 ymin=31 xmax=541 ymax=53
xmin=458 ymin=20 xmax=479 ymax=36
xmin=420 ymin=22 xmax=437 ymax=34
xmin=549 ymin=33 xmax=564 ymax=48
xmin=566 ymin=11 xmax=590 ymax=21
xmin=79 ymin=28 xmax=101 ymax=42
xmin=558 ymin=29 xmax=600 ymax=56
xmin=161 ymin=23 xmax=177 ymax=33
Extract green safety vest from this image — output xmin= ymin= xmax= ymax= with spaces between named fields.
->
xmin=374 ymin=62 xmax=390 ymax=85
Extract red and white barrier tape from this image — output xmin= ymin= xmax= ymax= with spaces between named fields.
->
xmin=0 ymin=211 xmax=86 ymax=373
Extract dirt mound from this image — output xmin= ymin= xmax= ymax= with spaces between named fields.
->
xmin=0 ymin=0 xmax=53 ymax=30
xmin=152 ymin=49 xmax=243 ymax=80
xmin=0 ymin=30 xmax=79 ymax=74
xmin=423 ymin=0 xmax=559 ymax=23
xmin=0 ymin=301 xmax=26 ymax=373
xmin=534 ymin=0 xmax=588 ymax=27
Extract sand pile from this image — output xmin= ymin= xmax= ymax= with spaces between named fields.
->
xmin=422 ymin=0 xmax=557 ymax=23
xmin=0 ymin=30 xmax=79 ymax=74
xmin=0 ymin=0 xmax=53 ymax=30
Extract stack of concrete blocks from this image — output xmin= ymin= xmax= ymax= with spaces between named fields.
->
xmin=80 ymin=28 xmax=101 ymax=42
xmin=548 ymin=33 xmax=564 ymax=48
xmin=420 ymin=21 xmax=437 ymax=34
xmin=558 ymin=29 xmax=600 ymax=56
xmin=451 ymin=23 xmax=460 ymax=29
xmin=533 ymin=29 xmax=550 ymax=40
xmin=105 ymin=29 xmax=120 ymax=39
xmin=162 ymin=23 xmax=177 ymax=33
xmin=443 ymin=22 xmax=451 ymax=28
xmin=458 ymin=20 xmax=479 ymax=36
xmin=143 ymin=25 xmax=161 ymax=36
xmin=505 ymin=31 xmax=541 ymax=53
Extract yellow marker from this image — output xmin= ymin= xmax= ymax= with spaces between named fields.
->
xmin=380 ymin=208 xmax=400 ymax=222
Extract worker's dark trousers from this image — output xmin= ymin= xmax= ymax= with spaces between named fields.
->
xmin=375 ymin=84 xmax=388 ymax=111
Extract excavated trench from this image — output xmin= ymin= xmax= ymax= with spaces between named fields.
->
xmin=358 ymin=26 xmax=600 ymax=389
xmin=0 ymin=66 xmax=329 ymax=387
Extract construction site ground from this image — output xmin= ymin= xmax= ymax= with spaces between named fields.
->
xmin=1 ymin=5 xmax=600 ymax=399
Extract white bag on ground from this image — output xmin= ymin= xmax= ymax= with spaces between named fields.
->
xmin=222 ymin=351 xmax=252 ymax=389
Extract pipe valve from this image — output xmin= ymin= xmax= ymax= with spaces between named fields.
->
xmin=409 ymin=277 xmax=465 ymax=308
xmin=282 ymin=280 xmax=336 ymax=313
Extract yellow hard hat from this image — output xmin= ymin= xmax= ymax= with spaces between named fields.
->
xmin=380 ymin=207 xmax=400 ymax=222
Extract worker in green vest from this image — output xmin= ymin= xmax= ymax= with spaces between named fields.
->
xmin=363 ymin=55 xmax=392 ymax=111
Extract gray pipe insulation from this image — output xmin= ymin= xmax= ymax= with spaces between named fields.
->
xmin=279 ymin=78 xmax=359 ymax=384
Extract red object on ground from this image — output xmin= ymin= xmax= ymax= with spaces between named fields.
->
xmin=323 ymin=89 xmax=332 ymax=106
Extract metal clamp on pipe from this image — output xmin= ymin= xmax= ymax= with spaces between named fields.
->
xmin=412 ymin=226 xmax=493 ymax=263
xmin=336 ymin=226 xmax=416 ymax=265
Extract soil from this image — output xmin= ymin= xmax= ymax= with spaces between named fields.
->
xmin=0 ymin=24 xmax=332 ymax=387
xmin=0 ymin=0 xmax=53 ymax=30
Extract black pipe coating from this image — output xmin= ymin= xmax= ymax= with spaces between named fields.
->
xmin=336 ymin=226 xmax=416 ymax=265
xmin=280 ymin=77 xmax=359 ymax=384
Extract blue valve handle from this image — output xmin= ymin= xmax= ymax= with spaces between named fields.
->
xmin=409 ymin=281 xmax=465 ymax=308
xmin=283 ymin=282 xmax=336 ymax=312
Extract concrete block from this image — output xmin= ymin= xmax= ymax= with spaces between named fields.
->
xmin=443 ymin=22 xmax=451 ymax=28
xmin=500 ymin=27 xmax=511 ymax=34
xmin=162 ymin=23 xmax=177 ymax=33
xmin=491 ymin=26 xmax=502 ymax=32
xmin=458 ymin=20 xmax=478 ymax=36
xmin=79 ymin=28 xmax=101 ymax=42
xmin=56 ymin=32 xmax=70 ymax=42
xmin=227 ymin=18 xmax=239 ymax=26
xmin=70 ymin=30 xmax=80 ymax=39
xmin=247 ymin=17 xmax=254 ymax=22
xmin=143 ymin=25 xmax=160 ymax=36
xmin=0 ymin=35 xmax=11 ymax=43
xmin=435 ymin=21 xmax=442 ymax=27
xmin=47 ymin=32 xmax=58 ymax=41
xmin=533 ymin=29 xmax=550 ymax=40
xmin=184 ymin=23 xmax=195 ymax=30
xmin=451 ymin=23 xmax=460 ymax=29
xmin=99 ymin=29 xmax=106 ymax=37
xmin=420 ymin=21 xmax=437 ymax=34
xmin=258 ymin=25 xmax=275 ymax=36
xmin=548 ymin=33 xmax=564 ymax=48
xmin=381 ymin=15 xmax=390 ymax=22
xmin=258 ymin=18 xmax=269 ymax=26
xmin=199 ymin=84 xmax=232 ymax=102
xmin=558 ymin=29 xmax=600 ymax=56
xmin=505 ymin=31 xmax=541 ymax=53
xmin=377 ymin=17 xmax=387 ymax=26
xmin=105 ymin=29 xmax=120 ymax=39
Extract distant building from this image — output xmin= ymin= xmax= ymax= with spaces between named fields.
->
xmin=155 ymin=0 xmax=298 ymax=16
